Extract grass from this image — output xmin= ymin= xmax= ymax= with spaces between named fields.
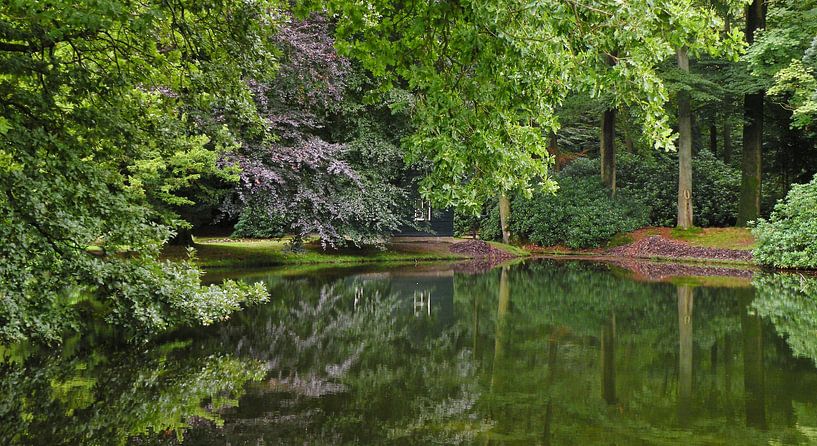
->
xmin=669 ymin=227 xmax=756 ymax=251
xmin=487 ymin=241 xmax=531 ymax=257
xmin=606 ymin=233 xmax=634 ymax=248
xmin=162 ymin=237 xmax=528 ymax=269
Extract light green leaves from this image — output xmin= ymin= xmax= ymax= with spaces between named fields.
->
xmin=320 ymin=0 xmax=744 ymax=210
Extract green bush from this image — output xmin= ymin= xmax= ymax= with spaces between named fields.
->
xmin=454 ymin=208 xmax=483 ymax=238
xmin=477 ymin=199 xmax=503 ymax=241
xmin=464 ymin=150 xmax=741 ymax=248
xmin=752 ymin=174 xmax=817 ymax=268
xmin=474 ymin=159 xmax=649 ymax=248
xmin=616 ymin=150 xmax=740 ymax=227
xmin=232 ymin=206 xmax=287 ymax=239
xmin=514 ymin=160 xmax=649 ymax=248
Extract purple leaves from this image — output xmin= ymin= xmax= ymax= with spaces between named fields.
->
xmin=226 ymin=14 xmax=407 ymax=247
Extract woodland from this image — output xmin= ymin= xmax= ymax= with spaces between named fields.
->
xmin=1 ymin=0 xmax=817 ymax=343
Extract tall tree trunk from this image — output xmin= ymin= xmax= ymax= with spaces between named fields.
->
xmin=498 ymin=193 xmax=511 ymax=244
xmin=601 ymin=109 xmax=616 ymax=195
xmin=709 ymin=124 xmax=718 ymax=154
xmin=677 ymin=47 xmax=694 ymax=229
xmin=737 ymin=0 xmax=766 ymax=226
xmin=722 ymin=112 xmax=732 ymax=164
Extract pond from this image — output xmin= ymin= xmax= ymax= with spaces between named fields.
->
xmin=3 ymin=259 xmax=817 ymax=445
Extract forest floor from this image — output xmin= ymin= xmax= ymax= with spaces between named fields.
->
xmin=531 ymin=227 xmax=757 ymax=266
xmin=162 ymin=237 xmax=527 ymax=268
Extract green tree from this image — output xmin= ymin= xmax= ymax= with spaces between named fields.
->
xmin=0 ymin=1 xmax=273 ymax=342
xmin=315 ymin=0 xmax=743 ymax=216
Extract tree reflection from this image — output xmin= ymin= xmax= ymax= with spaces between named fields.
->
xmin=6 ymin=262 xmax=817 ymax=445
xmin=677 ymin=284 xmax=694 ymax=427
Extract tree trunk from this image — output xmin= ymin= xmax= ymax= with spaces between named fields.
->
xmin=499 ymin=193 xmax=511 ymax=244
xmin=677 ymin=47 xmax=694 ymax=229
xmin=709 ymin=124 xmax=718 ymax=154
xmin=737 ymin=0 xmax=766 ymax=226
xmin=738 ymin=91 xmax=763 ymax=225
xmin=549 ymin=131 xmax=559 ymax=172
xmin=601 ymin=109 xmax=616 ymax=194
xmin=722 ymin=113 xmax=732 ymax=164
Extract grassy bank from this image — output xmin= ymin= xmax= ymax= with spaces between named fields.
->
xmin=162 ymin=237 xmax=528 ymax=269
xmin=531 ymin=226 xmax=757 ymax=267
xmin=668 ymin=227 xmax=755 ymax=250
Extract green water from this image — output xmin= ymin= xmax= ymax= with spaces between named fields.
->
xmin=3 ymin=259 xmax=817 ymax=445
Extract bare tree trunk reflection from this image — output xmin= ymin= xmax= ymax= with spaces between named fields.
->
xmin=678 ymin=285 xmax=694 ymax=426
xmin=742 ymin=293 xmax=766 ymax=429
xmin=542 ymin=335 xmax=560 ymax=445
xmin=484 ymin=266 xmax=512 ymax=445
xmin=491 ymin=267 xmax=511 ymax=392
xmin=601 ymin=314 xmax=616 ymax=405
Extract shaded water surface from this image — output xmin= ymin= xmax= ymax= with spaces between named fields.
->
xmin=4 ymin=260 xmax=817 ymax=445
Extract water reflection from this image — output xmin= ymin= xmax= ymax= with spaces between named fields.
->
xmin=3 ymin=260 xmax=817 ymax=444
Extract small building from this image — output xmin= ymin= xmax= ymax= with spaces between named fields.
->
xmin=393 ymin=198 xmax=454 ymax=237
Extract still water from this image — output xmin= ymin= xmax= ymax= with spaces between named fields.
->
xmin=3 ymin=259 xmax=817 ymax=445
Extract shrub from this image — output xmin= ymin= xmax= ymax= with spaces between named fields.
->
xmin=512 ymin=160 xmax=649 ymax=248
xmin=477 ymin=198 xmax=503 ymax=241
xmin=752 ymin=174 xmax=817 ymax=268
xmin=454 ymin=208 xmax=482 ymax=238
xmin=465 ymin=150 xmax=741 ymax=248
xmin=233 ymin=206 xmax=287 ymax=239
xmin=616 ymin=150 xmax=740 ymax=227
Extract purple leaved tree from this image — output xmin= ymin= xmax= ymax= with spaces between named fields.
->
xmin=223 ymin=15 xmax=408 ymax=247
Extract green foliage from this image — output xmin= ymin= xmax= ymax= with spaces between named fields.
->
xmin=477 ymin=159 xmax=648 ymax=248
xmin=753 ymin=174 xmax=817 ymax=268
xmin=746 ymin=0 xmax=817 ymax=128
xmin=0 ymin=0 xmax=277 ymax=343
xmin=232 ymin=206 xmax=288 ymax=239
xmin=753 ymin=273 xmax=817 ymax=363
xmin=515 ymin=160 xmax=649 ymax=248
xmin=768 ymin=59 xmax=817 ymax=128
xmin=473 ymin=150 xmax=742 ymax=247
xmin=314 ymin=0 xmax=744 ymax=212
xmin=0 ymin=339 xmax=266 ymax=445
xmin=616 ymin=151 xmax=741 ymax=227
xmin=454 ymin=208 xmax=482 ymax=238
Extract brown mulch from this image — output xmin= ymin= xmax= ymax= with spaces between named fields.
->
xmin=450 ymin=240 xmax=515 ymax=260
xmin=606 ymin=258 xmax=755 ymax=281
xmin=449 ymin=240 xmax=518 ymax=275
xmin=607 ymin=235 xmax=753 ymax=262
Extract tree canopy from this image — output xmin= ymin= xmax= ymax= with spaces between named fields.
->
xmin=314 ymin=0 xmax=744 ymax=211
xmin=0 ymin=0 xmax=274 ymax=342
